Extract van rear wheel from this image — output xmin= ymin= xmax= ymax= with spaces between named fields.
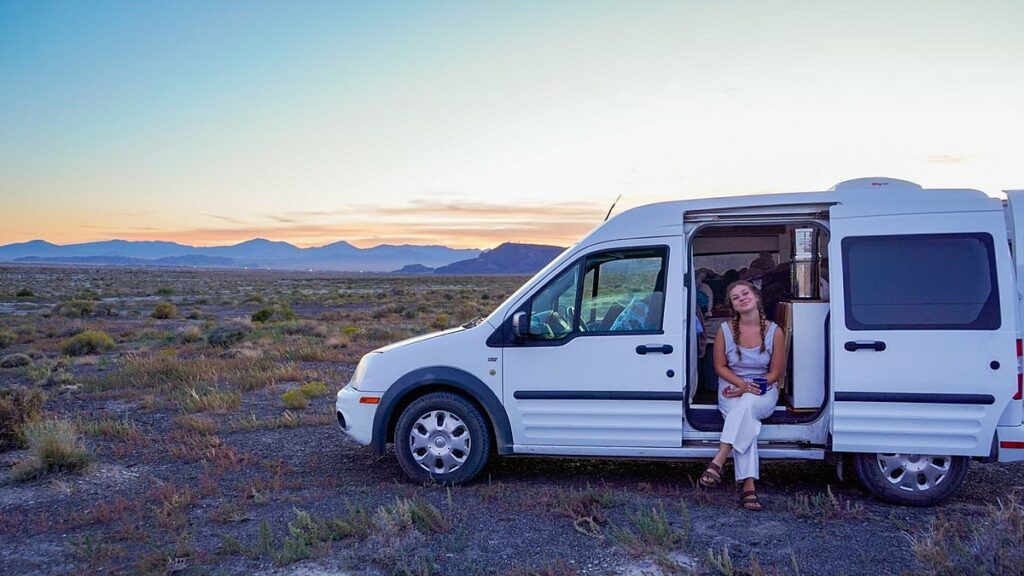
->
xmin=394 ymin=392 xmax=490 ymax=485
xmin=853 ymin=452 xmax=968 ymax=506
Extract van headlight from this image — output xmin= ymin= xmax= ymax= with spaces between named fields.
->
xmin=349 ymin=352 xmax=378 ymax=391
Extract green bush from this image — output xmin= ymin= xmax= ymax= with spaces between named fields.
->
xmin=55 ymin=300 xmax=95 ymax=318
xmin=0 ymin=329 xmax=15 ymax=348
xmin=155 ymin=287 xmax=175 ymax=296
xmin=0 ymin=386 xmax=45 ymax=451
xmin=282 ymin=389 xmax=310 ymax=409
xmin=251 ymin=303 xmax=297 ymax=323
xmin=12 ymin=419 xmax=93 ymax=480
xmin=251 ymin=307 xmax=274 ymax=323
xmin=299 ymin=381 xmax=329 ymax=397
xmin=60 ymin=330 xmax=115 ymax=356
xmin=151 ymin=302 xmax=178 ymax=319
xmin=1 ymin=353 xmax=32 ymax=368
xmin=16 ymin=289 xmax=34 ymax=298
xmin=207 ymin=322 xmax=251 ymax=347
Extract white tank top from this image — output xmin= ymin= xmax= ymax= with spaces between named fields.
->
xmin=718 ymin=320 xmax=777 ymax=383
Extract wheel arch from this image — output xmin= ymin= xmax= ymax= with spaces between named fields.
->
xmin=371 ymin=366 xmax=513 ymax=456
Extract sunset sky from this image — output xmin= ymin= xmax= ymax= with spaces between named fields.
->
xmin=2 ymin=1 xmax=1022 ymax=249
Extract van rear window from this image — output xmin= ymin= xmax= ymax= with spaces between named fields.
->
xmin=842 ymin=233 xmax=1000 ymax=330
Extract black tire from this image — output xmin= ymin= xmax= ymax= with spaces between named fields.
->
xmin=394 ymin=392 xmax=491 ymax=485
xmin=853 ymin=452 xmax=969 ymax=506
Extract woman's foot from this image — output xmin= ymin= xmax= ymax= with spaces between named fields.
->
xmin=698 ymin=461 xmax=723 ymax=487
xmin=739 ymin=490 xmax=762 ymax=511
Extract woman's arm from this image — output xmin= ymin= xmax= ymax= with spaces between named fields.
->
xmin=764 ymin=326 xmax=788 ymax=385
xmin=713 ymin=325 xmax=753 ymax=392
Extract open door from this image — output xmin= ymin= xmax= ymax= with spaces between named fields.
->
xmin=829 ymin=203 xmax=1017 ymax=457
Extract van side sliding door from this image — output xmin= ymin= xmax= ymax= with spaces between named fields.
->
xmin=829 ymin=205 xmax=1017 ymax=457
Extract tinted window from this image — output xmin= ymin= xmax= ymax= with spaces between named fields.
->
xmin=842 ymin=233 xmax=1000 ymax=330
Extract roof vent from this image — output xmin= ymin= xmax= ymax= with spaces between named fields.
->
xmin=829 ymin=177 xmax=922 ymax=193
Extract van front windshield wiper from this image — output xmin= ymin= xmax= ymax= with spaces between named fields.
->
xmin=461 ymin=317 xmax=486 ymax=329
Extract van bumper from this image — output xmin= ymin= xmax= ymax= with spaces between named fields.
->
xmin=335 ymin=385 xmax=379 ymax=446
xmin=997 ymin=425 xmax=1024 ymax=462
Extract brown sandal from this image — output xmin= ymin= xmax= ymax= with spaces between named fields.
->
xmin=698 ymin=462 xmax=723 ymax=488
xmin=739 ymin=490 xmax=762 ymax=511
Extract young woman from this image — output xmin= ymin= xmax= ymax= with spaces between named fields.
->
xmin=698 ymin=281 xmax=786 ymax=511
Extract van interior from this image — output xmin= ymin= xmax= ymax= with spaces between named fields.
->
xmin=688 ymin=223 xmax=830 ymax=430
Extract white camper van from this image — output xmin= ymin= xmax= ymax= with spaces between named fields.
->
xmin=336 ymin=177 xmax=1024 ymax=506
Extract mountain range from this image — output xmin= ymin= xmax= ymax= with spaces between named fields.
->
xmin=0 ymin=239 xmax=566 ymax=274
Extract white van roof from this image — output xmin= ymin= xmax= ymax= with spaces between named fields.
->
xmin=582 ymin=177 xmax=998 ymax=246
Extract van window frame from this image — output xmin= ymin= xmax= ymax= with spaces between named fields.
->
xmin=493 ymin=244 xmax=670 ymax=348
xmin=841 ymin=232 xmax=1001 ymax=331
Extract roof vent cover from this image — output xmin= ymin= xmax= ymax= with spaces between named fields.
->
xmin=829 ymin=177 xmax=922 ymax=193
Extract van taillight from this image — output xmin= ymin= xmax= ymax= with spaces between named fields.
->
xmin=1016 ymin=339 xmax=1022 ymax=400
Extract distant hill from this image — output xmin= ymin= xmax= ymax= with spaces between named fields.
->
xmin=432 ymin=243 xmax=565 ymax=275
xmin=393 ymin=264 xmax=435 ymax=274
xmin=0 ymin=238 xmax=480 ymax=272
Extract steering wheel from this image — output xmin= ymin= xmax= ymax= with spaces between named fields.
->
xmin=544 ymin=310 xmax=572 ymax=334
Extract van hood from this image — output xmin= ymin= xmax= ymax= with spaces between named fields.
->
xmin=374 ymin=327 xmax=465 ymax=353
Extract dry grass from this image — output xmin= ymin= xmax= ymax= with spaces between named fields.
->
xmin=12 ymin=419 xmax=93 ymax=481
xmin=0 ymin=385 xmax=45 ymax=451
xmin=911 ymin=494 xmax=1024 ymax=575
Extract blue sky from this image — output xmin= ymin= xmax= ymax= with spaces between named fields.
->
xmin=1 ymin=1 xmax=1022 ymax=248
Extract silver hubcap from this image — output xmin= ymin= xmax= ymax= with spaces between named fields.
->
xmin=876 ymin=453 xmax=951 ymax=492
xmin=409 ymin=410 xmax=471 ymax=475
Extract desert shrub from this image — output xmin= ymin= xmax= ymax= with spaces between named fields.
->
xmin=16 ymin=289 xmax=34 ymax=298
xmin=0 ymin=386 xmax=46 ymax=451
xmin=299 ymin=381 xmax=328 ymax=397
xmin=282 ymin=389 xmax=310 ymax=409
xmin=431 ymin=314 xmax=449 ymax=330
xmin=912 ymin=495 xmax=1024 ymax=575
xmin=251 ymin=303 xmax=297 ymax=323
xmin=0 ymin=329 xmax=15 ymax=348
xmin=1 ymin=353 xmax=32 ymax=368
xmin=60 ymin=330 xmax=115 ymax=356
xmin=55 ymin=299 xmax=96 ymax=318
xmin=151 ymin=302 xmax=178 ymax=319
xmin=155 ymin=287 xmax=175 ymax=296
xmin=12 ymin=419 xmax=93 ymax=480
xmin=281 ymin=320 xmax=328 ymax=338
xmin=179 ymin=325 xmax=203 ymax=344
xmin=207 ymin=322 xmax=251 ymax=347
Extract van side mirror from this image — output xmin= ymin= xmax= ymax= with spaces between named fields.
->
xmin=511 ymin=311 xmax=528 ymax=341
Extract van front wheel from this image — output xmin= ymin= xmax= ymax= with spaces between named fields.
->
xmin=394 ymin=392 xmax=490 ymax=485
xmin=853 ymin=452 xmax=968 ymax=506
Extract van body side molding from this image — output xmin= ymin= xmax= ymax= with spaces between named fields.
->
xmin=513 ymin=391 xmax=686 ymax=401
xmin=834 ymin=392 xmax=995 ymax=405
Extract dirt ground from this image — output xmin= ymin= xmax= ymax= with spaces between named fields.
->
xmin=0 ymin=265 xmax=1020 ymax=576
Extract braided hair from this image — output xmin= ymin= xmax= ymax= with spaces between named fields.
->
xmin=726 ymin=280 xmax=767 ymax=362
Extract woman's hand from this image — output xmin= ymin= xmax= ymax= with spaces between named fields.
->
xmin=722 ymin=385 xmax=744 ymax=398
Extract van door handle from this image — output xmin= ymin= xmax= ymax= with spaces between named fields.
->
xmin=844 ymin=340 xmax=886 ymax=352
xmin=636 ymin=344 xmax=673 ymax=355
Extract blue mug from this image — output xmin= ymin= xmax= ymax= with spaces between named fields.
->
xmin=751 ymin=377 xmax=769 ymax=395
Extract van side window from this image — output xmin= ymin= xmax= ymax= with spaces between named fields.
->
xmin=527 ymin=262 xmax=581 ymax=340
xmin=842 ymin=233 xmax=1000 ymax=330
xmin=579 ymin=248 xmax=667 ymax=333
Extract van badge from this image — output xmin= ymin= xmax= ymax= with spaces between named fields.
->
xmin=487 ymin=357 xmax=498 ymax=362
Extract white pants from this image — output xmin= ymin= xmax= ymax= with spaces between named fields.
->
xmin=718 ymin=386 xmax=778 ymax=481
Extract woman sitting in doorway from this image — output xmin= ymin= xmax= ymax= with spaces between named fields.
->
xmin=697 ymin=281 xmax=786 ymax=511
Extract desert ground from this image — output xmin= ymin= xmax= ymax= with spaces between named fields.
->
xmin=0 ymin=265 xmax=1021 ymax=576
